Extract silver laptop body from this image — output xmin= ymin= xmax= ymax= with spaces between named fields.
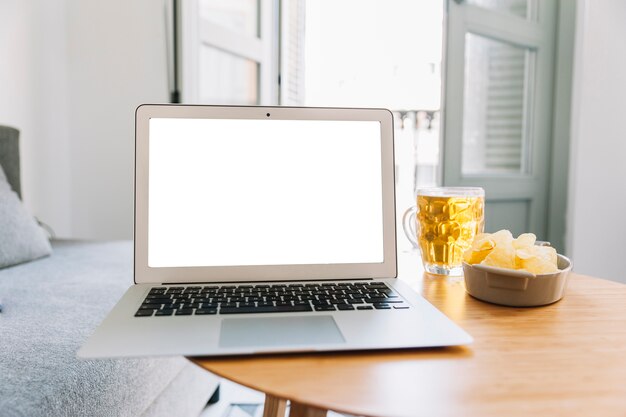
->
xmin=78 ymin=105 xmax=472 ymax=358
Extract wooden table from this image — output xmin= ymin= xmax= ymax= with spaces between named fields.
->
xmin=191 ymin=252 xmax=626 ymax=417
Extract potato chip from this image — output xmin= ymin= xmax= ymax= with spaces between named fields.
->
xmin=463 ymin=233 xmax=495 ymax=264
xmin=471 ymin=233 xmax=495 ymax=251
xmin=490 ymin=229 xmax=514 ymax=247
xmin=516 ymin=245 xmax=558 ymax=274
xmin=481 ymin=243 xmax=516 ymax=269
xmin=464 ymin=229 xmax=559 ymax=275
xmin=513 ymin=233 xmax=536 ymax=249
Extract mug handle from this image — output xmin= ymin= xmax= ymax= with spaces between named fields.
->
xmin=402 ymin=206 xmax=419 ymax=249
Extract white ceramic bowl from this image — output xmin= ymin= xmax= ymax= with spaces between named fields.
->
xmin=462 ymin=254 xmax=573 ymax=307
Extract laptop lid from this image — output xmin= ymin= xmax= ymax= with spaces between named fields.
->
xmin=134 ymin=105 xmax=396 ymax=284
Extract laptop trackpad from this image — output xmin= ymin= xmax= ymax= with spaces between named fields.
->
xmin=219 ymin=316 xmax=345 ymax=349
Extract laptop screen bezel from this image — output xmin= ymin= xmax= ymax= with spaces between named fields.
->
xmin=134 ymin=104 xmax=397 ymax=284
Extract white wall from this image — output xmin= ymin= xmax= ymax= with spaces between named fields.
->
xmin=0 ymin=0 xmax=168 ymax=239
xmin=65 ymin=0 xmax=169 ymax=239
xmin=0 ymin=0 xmax=72 ymax=235
xmin=567 ymin=0 xmax=626 ymax=283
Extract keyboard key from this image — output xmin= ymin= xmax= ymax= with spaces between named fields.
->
xmin=378 ymin=289 xmax=398 ymax=296
xmin=314 ymin=305 xmax=336 ymax=311
xmin=337 ymin=304 xmax=355 ymax=310
xmin=393 ymin=305 xmax=410 ymax=309
xmin=155 ymin=309 xmax=174 ymax=316
xmin=195 ymin=309 xmax=218 ymax=315
xmin=135 ymin=309 xmax=154 ymax=317
xmin=240 ymin=302 xmax=256 ymax=308
xmin=365 ymin=297 xmax=389 ymax=304
xmin=141 ymin=304 xmax=163 ymax=311
xmin=171 ymin=293 xmax=186 ymax=299
xmin=220 ymin=305 xmax=313 ymax=314
xmin=146 ymin=295 xmax=171 ymax=301
xmin=374 ymin=304 xmax=391 ymax=309
xmin=175 ymin=309 xmax=194 ymax=316
xmin=356 ymin=306 xmax=374 ymax=310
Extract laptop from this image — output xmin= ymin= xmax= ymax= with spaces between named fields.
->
xmin=78 ymin=104 xmax=472 ymax=358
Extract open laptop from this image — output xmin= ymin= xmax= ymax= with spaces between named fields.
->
xmin=78 ymin=104 xmax=472 ymax=358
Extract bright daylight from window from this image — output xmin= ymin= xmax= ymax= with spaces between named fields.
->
xmin=297 ymin=0 xmax=444 ymax=230
xmin=194 ymin=0 xmax=445 ymax=244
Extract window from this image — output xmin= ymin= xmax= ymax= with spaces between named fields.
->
xmin=179 ymin=0 xmax=567 ymax=248
xmin=286 ymin=0 xmax=446 ymax=216
xmin=180 ymin=0 xmax=278 ymax=104
xmin=181 ymin=0 xmax=446 ymax=248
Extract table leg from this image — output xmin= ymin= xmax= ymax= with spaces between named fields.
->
xmin=263 ymin=394 xmax=287 ymax=417
xmin=289 ymin=401 xmax=327 ymax=417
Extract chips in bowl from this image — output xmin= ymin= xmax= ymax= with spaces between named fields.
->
xmin=463 ymin=230 xmax=559 ymax=274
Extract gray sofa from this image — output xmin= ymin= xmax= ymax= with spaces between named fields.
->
xmin=0 ymin=126 xmax=218 ymax=416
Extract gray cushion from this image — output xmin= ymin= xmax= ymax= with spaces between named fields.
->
xmin=0 ymin=240 xmax=213 ymax=417
xmin=0 ymin=125 xmax=21 ymax=199
xmin=0 ymin=164 xmax=51 ymax=269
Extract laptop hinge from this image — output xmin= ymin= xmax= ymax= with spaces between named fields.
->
xmin=160 ymin=278 xmax=376 ymax=285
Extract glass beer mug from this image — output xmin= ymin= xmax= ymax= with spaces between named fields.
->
xmin=403 ymin=187 xmax=485 ymax=276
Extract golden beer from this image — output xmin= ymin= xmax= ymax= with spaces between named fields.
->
xmin=416 ymin=189 xmax=484 ymax=275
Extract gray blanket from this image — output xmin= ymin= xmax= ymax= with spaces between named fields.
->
xmin=0 ymin=240 xmax=214 ymax=417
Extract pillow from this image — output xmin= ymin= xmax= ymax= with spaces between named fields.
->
xmin=0 ymin=163 xmax=51 ymax=269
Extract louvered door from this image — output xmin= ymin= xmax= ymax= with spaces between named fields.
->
xmin=442 ymin=0 xmax=557 ymax=239
xmin=280 ymin=0 xmax=306 ymax=105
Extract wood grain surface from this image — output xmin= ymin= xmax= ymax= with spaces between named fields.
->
xmin=192 ymin=256 xmax=626 ymax=417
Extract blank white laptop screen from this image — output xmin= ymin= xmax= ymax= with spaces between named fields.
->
xmin=148 ymin=118 xmax=384 ymax=268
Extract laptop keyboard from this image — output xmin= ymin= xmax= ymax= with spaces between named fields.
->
xmin=135 ymin=281 xmax=409 ymax=317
